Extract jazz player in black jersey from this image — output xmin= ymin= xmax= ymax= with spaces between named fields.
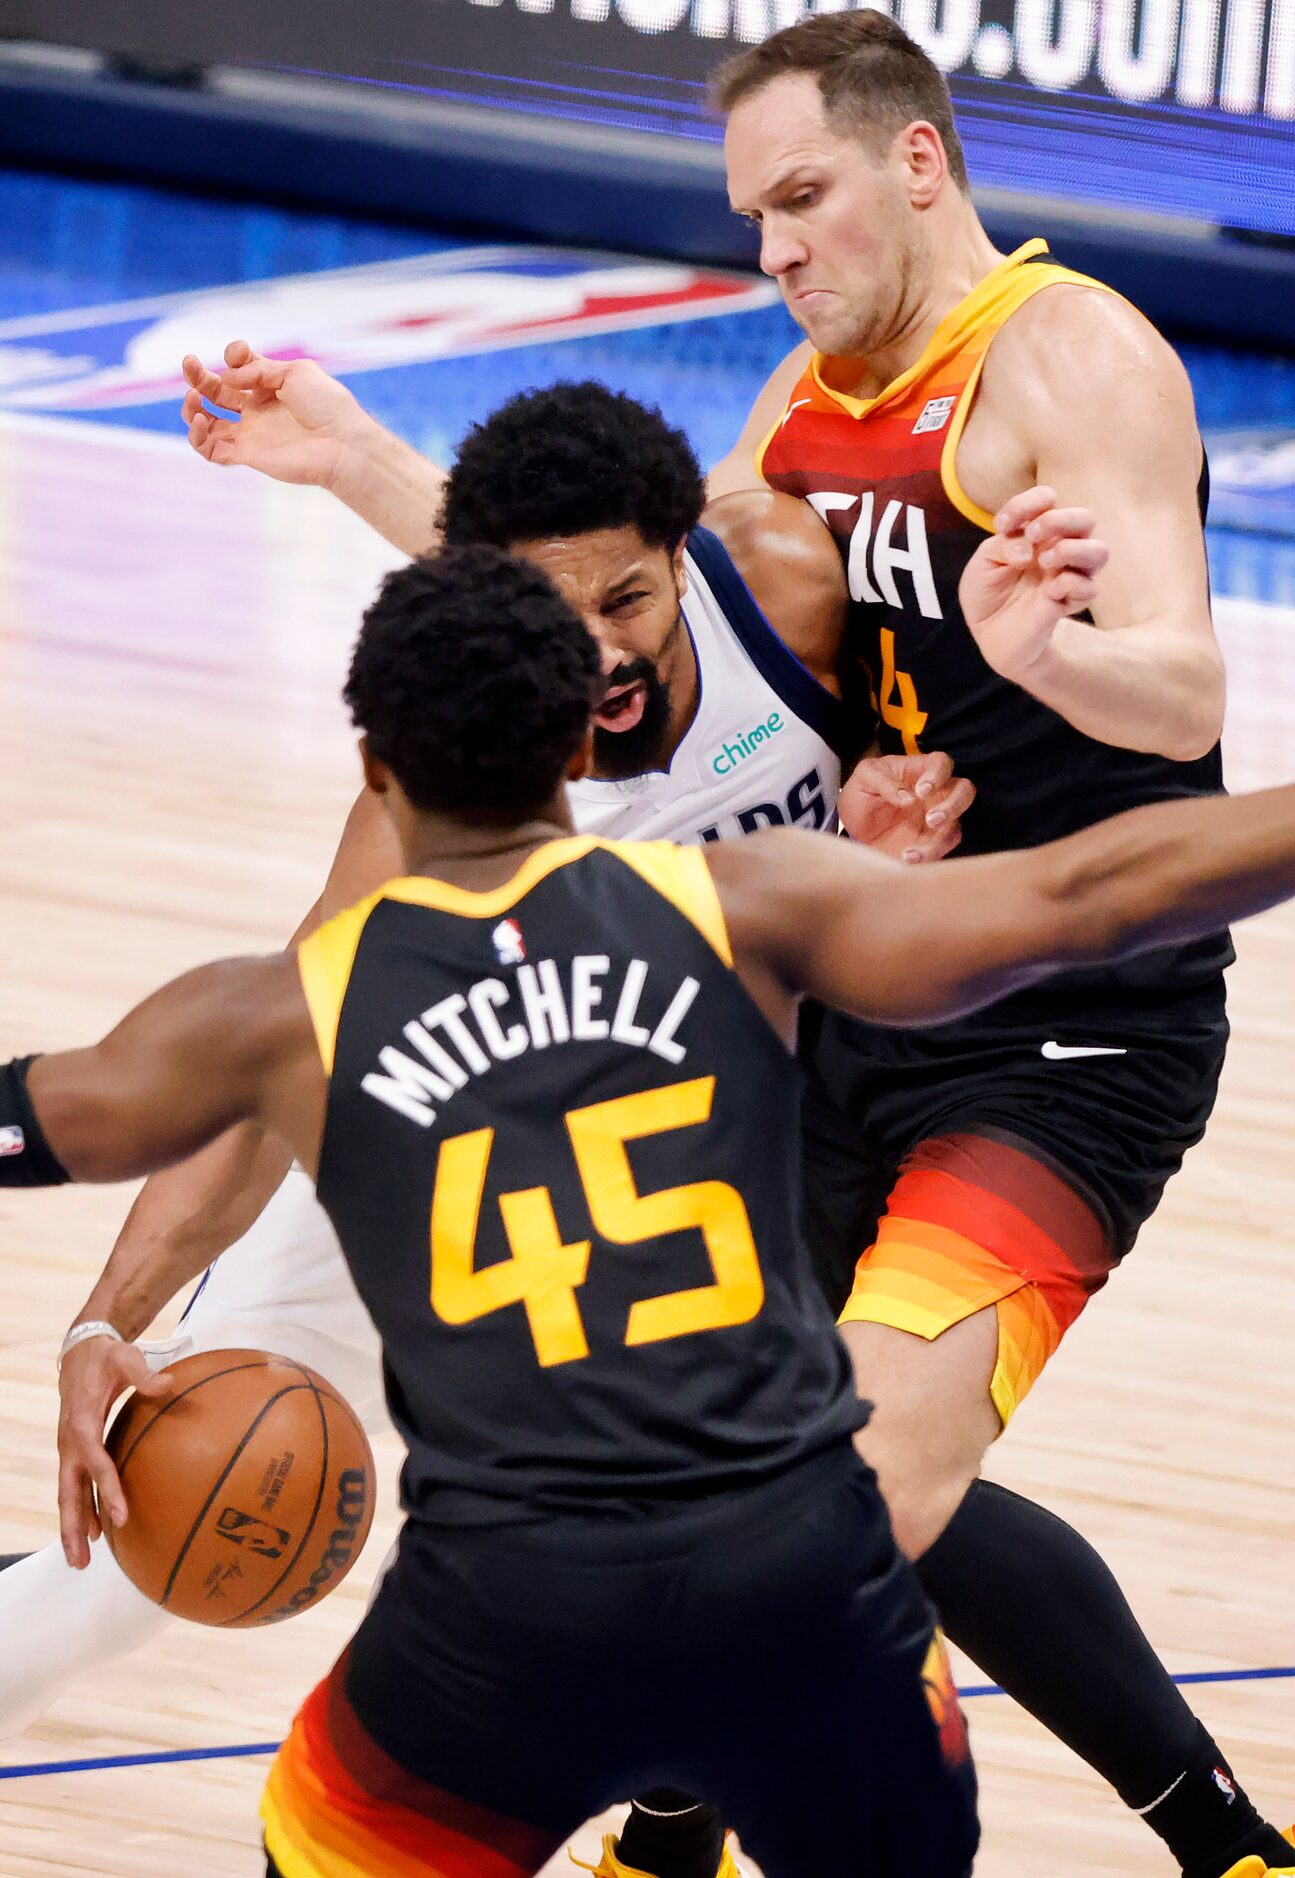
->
xmin=712 ymin=14 xmax=1293 ymax=1878
xmin=22 ymin=547 xmax=1295 ymax=1875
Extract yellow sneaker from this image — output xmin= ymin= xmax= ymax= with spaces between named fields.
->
xmin=570 ymin=1839 xmax=655 ymax=1878
xmin=571 ymin=1834 xmax=748 ymax=1877
xmin=1220 ymin=1827 xmax=1295 ymax=1878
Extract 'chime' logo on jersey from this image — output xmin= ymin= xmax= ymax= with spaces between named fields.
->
xmin=805 ymin=491 xmax=943 ymax=620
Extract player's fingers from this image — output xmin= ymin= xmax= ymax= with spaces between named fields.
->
xmin=900 ymin=820 xmax=946 ymax=862
xmin=58 ymin=1461 xmax=97 ymax=1569
xmin=180 ymin=354 xmax=234 ymax=404
xmin=189 ymin=413 xmax=239 ymax=462
xmin=912 ymin=750 xmax=953 ymax=799
xmin=923 ymin=775 xmax=976 ymax=829
xmin=994 ymin=486 xmax=1057 ymax=537
xmin=89 ymin=1446 xmax=128 ymax=1532
xmin=134 ymin=1366 xmax=176 ymax=1401
xmin=842 ymin=758 xmax=914 ymax=809
xmin=1044 ymin=572 xmax=1099 ymax=610
xmin=1024 ymin=506 xmax=1095 ymax=547
xmin=180 ymin=386 xmax=207 ymax=424
xmin=216 ymin=354 xmax=289 ymax=395
xmin=985 ymin=533 xmax=1034 ymax=568
xmin=1037 ymin=536 xmax=1109 ymax=577
xmin=185 ymin=362 xmax=255 ymax=415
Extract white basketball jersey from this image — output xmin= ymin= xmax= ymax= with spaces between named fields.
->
xmin=567 ymin=525 xmax=842 ymax=848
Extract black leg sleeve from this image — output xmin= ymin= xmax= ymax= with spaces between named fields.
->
xmin=920 ymin=1480 xmax=1290 ymax=1877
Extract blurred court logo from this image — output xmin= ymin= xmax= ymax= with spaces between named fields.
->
xmin=0 ymin=246 xmax=776 ymax=414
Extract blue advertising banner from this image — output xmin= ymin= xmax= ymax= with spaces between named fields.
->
xmin=6 ymin=0 xmax=1294 ymax=233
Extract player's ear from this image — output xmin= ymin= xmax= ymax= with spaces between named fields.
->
xmin=901 ymin=121 xmax=947 ymax=209
xmin=672 ymin=536 xmax=689 ymax=599
xmin=359 ymin=737 xmax=391 ymax=797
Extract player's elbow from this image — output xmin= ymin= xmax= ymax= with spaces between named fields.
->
xmin=1156 ymin=650 xmax=1225 ymax=763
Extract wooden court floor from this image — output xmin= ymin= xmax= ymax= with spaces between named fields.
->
xmin=0 ymin=416 xmax=1292 ymax=1875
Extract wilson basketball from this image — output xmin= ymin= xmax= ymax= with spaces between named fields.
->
xmin=103 ymin=1349 xmax=375 ymax=1628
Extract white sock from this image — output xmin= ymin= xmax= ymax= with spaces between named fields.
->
xmin=0 ymin=1536 xmax=169 ymax=1742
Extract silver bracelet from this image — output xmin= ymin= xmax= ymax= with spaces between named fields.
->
xmin=57 ymin=1320 xmax=124 ymax=1373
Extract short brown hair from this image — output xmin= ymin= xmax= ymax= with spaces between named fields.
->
xmin=713 ymin=12 xmax=969 ymax=193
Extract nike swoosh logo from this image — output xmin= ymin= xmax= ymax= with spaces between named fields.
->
xmin=779 ymin=398 xmax=812 ymax=430
xmin=1041 ymin=1041 xmax=1128 ymax=1059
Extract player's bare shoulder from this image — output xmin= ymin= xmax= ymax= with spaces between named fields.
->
xmin=962 ymin=281 xmax=1198 ymax=510
xmin=700 ymin=487 xmax=847 ymax=690
xmin=994 ymin=283 xmax=1192 ymax=410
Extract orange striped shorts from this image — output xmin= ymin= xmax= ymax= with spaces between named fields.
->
xmin=838 ymin=1130 xmax=1114 ymax=1426
xmin=261 ymin=1655 xmax=561 ymax=1878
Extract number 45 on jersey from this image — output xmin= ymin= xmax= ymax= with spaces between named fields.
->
xmin=430 ymin=1074 xmax=765 ymax=1367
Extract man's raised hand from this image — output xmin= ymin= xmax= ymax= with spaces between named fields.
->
xmin=838 ymin=751 xmax=975 ymax=863
xmin=180 ymin=340 xmax=372 ymax=486
xmin=57 ymin=1335 xmax=175 ymax=1570
xmin=960 ymin=487 xmax=1110 ymax=683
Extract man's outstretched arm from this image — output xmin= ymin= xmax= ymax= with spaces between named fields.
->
xmin=17 ymin=952 xmax=316 ymax=1187
xmin=50 ymin=790 xmax=400 ymax=1479
xmin=182 ymin=342 xmax=447 ymax=557
xmin=712 ymin=781 xmax=1292 ymax=1030
xmin=0 ymin=952 xmax=323 ymax=1565
xmin=183 ymin=336 xmax=815 ymax=532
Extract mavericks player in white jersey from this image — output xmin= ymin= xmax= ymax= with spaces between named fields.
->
xmin=1 ymin=381 xmax=973 ymax=1739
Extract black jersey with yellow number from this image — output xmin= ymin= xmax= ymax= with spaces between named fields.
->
xmin=298 ymin=836 xmax=863 ymax=1524
xmin=759 ymin=240 xmax=1232 ymax=1002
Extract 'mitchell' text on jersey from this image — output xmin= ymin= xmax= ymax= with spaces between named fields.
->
xmin=362 ymin=954 xmax=700 ymax=1128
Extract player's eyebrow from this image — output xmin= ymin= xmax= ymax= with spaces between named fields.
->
xmin=734 ymin=164 xmax=820 ymax=215
xmin=605 ymin=564 xmax=649 ymax=596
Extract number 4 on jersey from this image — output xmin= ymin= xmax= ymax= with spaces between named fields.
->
xmin=877 ymin=627 xmax=928 ymax=756
xmin=430 ymin=1075 xmax=765 ymax=1367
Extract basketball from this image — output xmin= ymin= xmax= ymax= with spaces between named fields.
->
xmin=102 ymin=1349 xmax=375 ymax=1628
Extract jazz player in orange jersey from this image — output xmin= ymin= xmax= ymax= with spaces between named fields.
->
xmin=704 ymin=15 xmax=1293 ymax=1878
xmin=21 ymin=545 xmax=1295 ymax=1878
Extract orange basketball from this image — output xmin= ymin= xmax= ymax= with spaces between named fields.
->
xmin=103 ymin=1349 xmax=375 ymax=1628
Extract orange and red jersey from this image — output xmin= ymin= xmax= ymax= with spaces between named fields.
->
xmin=757 ymin=241 xmax=1226 ymax=923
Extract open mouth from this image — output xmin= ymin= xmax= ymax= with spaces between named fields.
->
xmin=594 ymin=679 xmax=648 ymax=733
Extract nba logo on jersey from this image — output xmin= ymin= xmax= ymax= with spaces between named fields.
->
xmin=492 ymin=918 xmax=526 ymax=965
xmin=913 ymin=396 xmax=956 ymax=435
xmin=0 ymin=1125 xmax=23 ymax=1156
